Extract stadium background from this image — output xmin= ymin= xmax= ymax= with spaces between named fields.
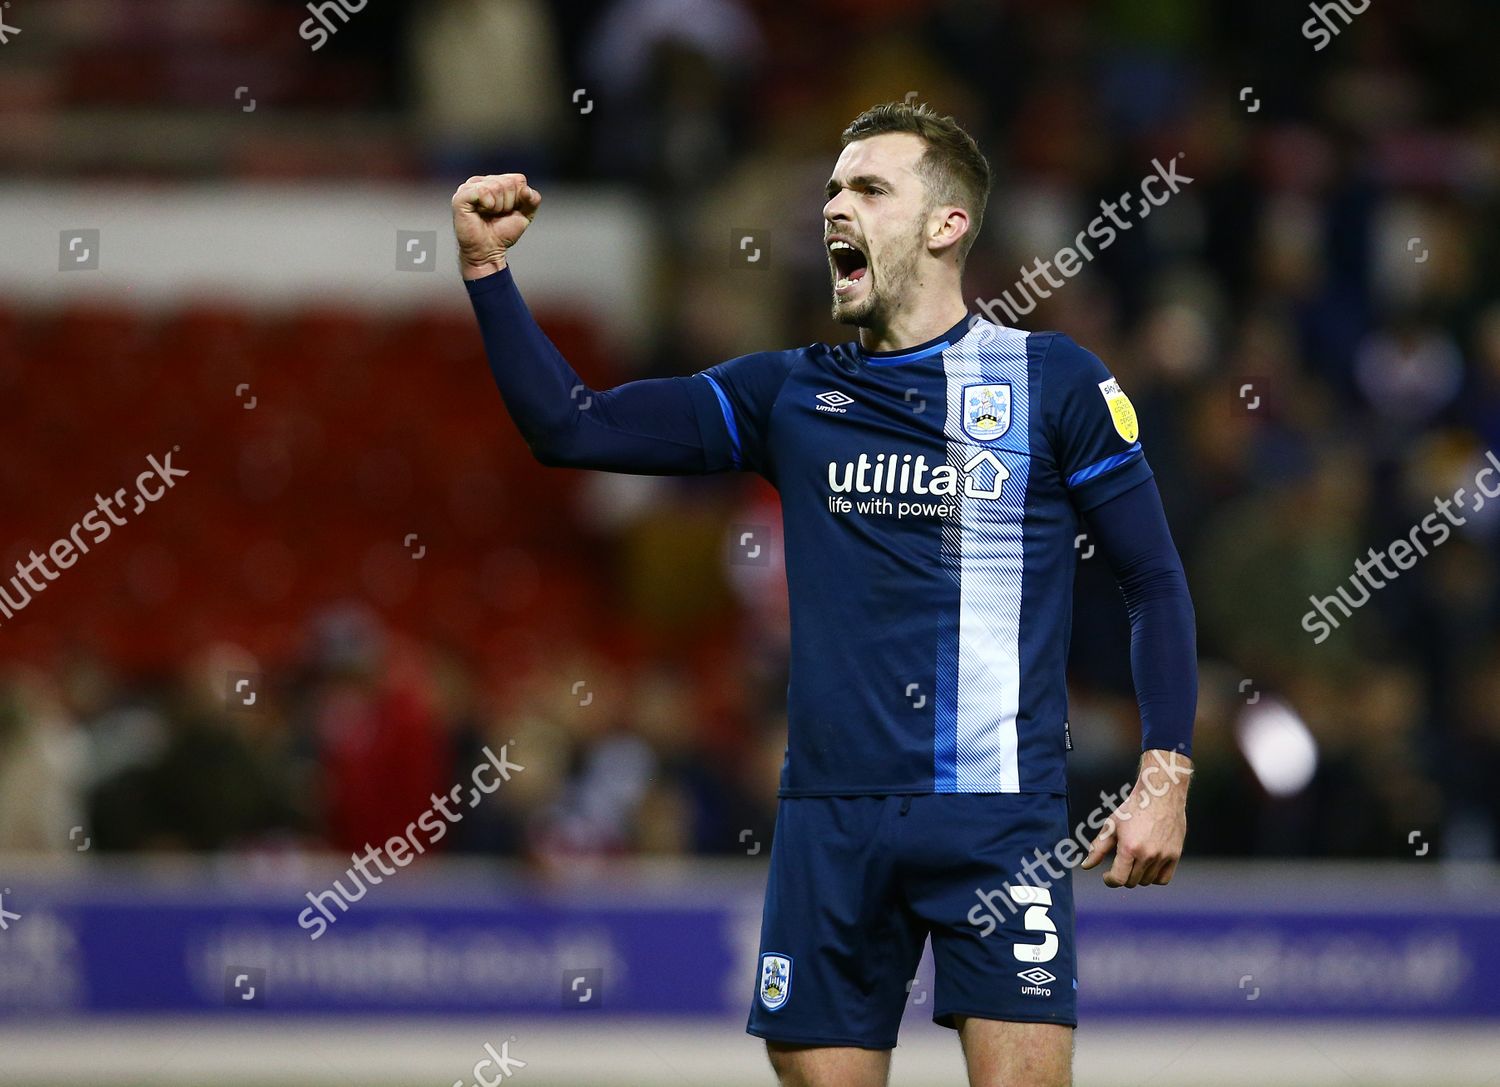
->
xmin=1 ymin=0 xmax=1498 ymax=1083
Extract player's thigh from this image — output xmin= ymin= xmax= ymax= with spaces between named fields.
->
xmin=956 ymin=1016 xmax=1073 ymax=1087
xmin=766 ymin=1041 xmax=891 ymax=1087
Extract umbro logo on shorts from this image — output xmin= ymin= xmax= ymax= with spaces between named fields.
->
xmin=1017 ymin=966 xmax=1056 ymax=996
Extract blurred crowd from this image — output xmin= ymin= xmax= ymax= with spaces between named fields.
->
xmin=3 ymin=0 xmax=1500 ymax=862
xmin=0 ymin=606 xmax=788 ymax=864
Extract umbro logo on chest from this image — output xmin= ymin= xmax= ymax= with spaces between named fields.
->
xmin=814 ymin=390 xmax=854 ymax=414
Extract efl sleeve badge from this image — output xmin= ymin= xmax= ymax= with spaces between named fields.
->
xmin=1097 ymin=377 xmax=1139 ymax=443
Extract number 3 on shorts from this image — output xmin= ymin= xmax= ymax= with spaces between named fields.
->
xmin=1008 ymin=885 xmax=1058 ymax=964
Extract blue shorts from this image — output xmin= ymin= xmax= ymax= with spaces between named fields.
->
xmin=746 ymin=793 xmax=1077 ymax=1049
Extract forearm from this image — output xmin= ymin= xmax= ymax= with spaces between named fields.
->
xmin=467 ymin=266 xmax=588 ymax=455
xmin=1084 ymin=479 xmax=1198 ymax=756
xmin=1122 ymin=565 xmax=1197 ymax=755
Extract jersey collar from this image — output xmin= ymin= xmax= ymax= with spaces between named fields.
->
xmin=858 ymin=314 xmax=975 ymax=366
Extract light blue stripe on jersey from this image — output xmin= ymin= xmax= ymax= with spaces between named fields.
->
xmin=700 ymin=373 xmax=742 ymax=468
xmin=935 ymin=321 xmax=1031 ymax=793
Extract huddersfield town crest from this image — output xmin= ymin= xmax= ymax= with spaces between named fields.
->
xmin=759 ymin=953 xmax=792 ymax=1011
xmin=962 ymin=383 xmax=1011 ymax=441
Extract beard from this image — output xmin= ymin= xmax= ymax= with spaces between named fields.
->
xmin=830 ymin=235 xmax=921 ymax=328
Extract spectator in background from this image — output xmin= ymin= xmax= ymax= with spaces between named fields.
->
xmin=581 ymin=0 xmax=761 ymax=207
xmin=1464 ymin=304 xmax=1500 ymax=453
xmin=292 ymin=605 xmax=450 ymax=857
xmin=411 ymin=0 xmax=567 ymax=179
xmin=87 ymin=644 xmax=303 ymax=852
xmin=1455 ymin=643 xmax=1500 ymax=858
xmin=1355 ymin=316 xmax=1465 ymax=435
xmin=0 ymin=667 xmax=87 ymax=855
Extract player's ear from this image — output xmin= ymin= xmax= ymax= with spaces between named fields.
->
xmin=927 ymin=205 xmax=970 ymax=261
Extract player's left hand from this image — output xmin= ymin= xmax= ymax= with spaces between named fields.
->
xmin=1081 ymin=749 xmax=1192 ymax=888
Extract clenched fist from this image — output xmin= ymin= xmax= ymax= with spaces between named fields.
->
xmin=451 ymin=174 xmax=542 ymax=280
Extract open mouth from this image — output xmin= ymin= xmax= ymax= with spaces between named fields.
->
xmin=828 ymin=238 xmax=869 ymax=294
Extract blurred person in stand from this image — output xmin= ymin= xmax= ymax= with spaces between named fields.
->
xmin=88 ymin=644 xmax=304 ymax=852
xmin=290 ymin=605 xmax=449 ymax=857
xmin=1194 ymin=441 xmax=1373 ymax=677
xmin=433 ymin=647 xmax=531 ymax=857
xmin=410 ymin=0 xmax=567 ymax=179
xmin=0 ymin=666 xmax=88 ymax=855
xmin=507 ymin=649 xmax=653 ymax=865
xmin=580 ymin=0 xmax=761 ymax=214
xmin=1454 ymin=641 xmax=1500 ymax=858
xmin=1309 ymin=663 xmax=1442 ymax=857
xmin=1463 ymin=303 xmax=1500 ymax=454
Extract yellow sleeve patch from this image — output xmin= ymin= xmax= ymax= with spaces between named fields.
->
xmin=1097 ymin=377 xmax=1139 ymax=443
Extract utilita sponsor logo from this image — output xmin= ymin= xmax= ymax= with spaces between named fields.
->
xmin=827 ymin=451 xmax=1009 ymax=500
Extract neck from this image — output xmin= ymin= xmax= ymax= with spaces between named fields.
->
xmin=858 ymin=286 xmax=969 ymax=354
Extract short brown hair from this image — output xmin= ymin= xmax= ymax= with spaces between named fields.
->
xmin=841 ymin=102 xmax=992 ymax=263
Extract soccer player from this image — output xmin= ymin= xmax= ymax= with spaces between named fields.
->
xmin=452 ymin=102 xmax=1197 ymax=1087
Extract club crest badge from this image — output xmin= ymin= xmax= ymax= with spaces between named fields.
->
xmin=758 ymin=953 xmax=792 ymax=1011
xmin=962 ymin=383 xmax=1011 ymax=441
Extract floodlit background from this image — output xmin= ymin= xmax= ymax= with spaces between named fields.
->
xmin=1 ymin=1 xmax=1498 ymax=1084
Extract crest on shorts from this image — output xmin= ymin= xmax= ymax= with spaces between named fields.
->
xmin=962 ymin=383 xmax=1011 ymax=441
xmin=758 ymin=953 xmax=792 ymax=1011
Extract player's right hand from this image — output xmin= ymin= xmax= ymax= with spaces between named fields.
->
xmin=451 ymin=174 xmax=541 ymax=280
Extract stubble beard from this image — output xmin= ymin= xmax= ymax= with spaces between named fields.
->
xmin=830 ymin=238 xmax=920 ymax=329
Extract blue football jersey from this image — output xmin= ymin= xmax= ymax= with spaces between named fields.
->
xmin=693 ymin=315 xmax=1152 ymax=796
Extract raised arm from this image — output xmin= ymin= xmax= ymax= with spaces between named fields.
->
xmin=453 ymin=174 xmax=734 ymax=475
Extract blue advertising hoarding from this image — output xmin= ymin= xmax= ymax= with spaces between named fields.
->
xmin=0 ymin=862 xmax=1495 ymax=1021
